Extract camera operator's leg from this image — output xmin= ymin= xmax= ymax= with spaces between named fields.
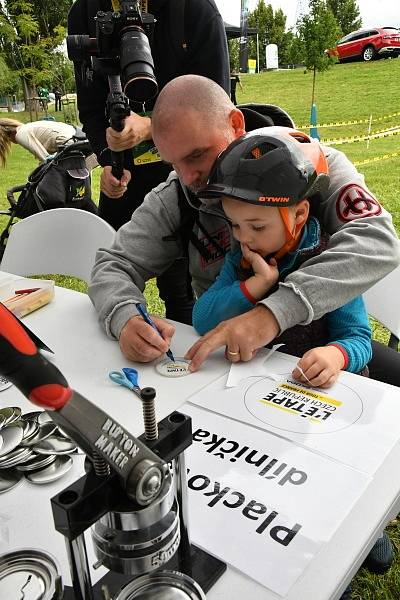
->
xmin=157 ymin=258 xmax=194 ymax=325
xmin=98 ymin=189 xmax=134 ymax=230
xmin=369 ymin=340 xmax=400 ymax=386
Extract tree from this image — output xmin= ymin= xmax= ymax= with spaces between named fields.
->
xmin=326 ymin=0 xmax=362 ymax=36
xmin=248 ymin=0 xmax=272 ymax=60
xmin=296 ymin=0 xmax=341 ymax=108
xmin=29 ymin=0 xmax=72 ymax=36
xmin=0 ymin=56 xmax=21 ymax=110
xmin=0 ymin=0 xmax=69 ymax=111
xmin=286 ymin=35 xmax=305 ymax=68
xmin=228 ymin=38 xmax=240 ymax=71
xmin=49 ymin=51 xmax=76 ymax=94
xmin=247 ymin=1 xmax=293 ymax=68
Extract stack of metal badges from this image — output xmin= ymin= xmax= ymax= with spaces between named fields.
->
xmin=0 ymin=407 xmax=77 ymax=494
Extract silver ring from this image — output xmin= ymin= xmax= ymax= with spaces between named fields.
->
xmin=227 ymin=350 xmax=240 ymax=356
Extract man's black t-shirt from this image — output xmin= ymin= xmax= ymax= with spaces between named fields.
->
xmin=68 ymin=0 xmax=230 ymax=167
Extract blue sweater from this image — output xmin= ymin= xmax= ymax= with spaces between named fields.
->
xmin=193 ymin=217 xmax=372 ymax=373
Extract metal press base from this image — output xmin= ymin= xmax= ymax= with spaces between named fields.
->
xmin=62 ymin=543 xmax=227 ymax=599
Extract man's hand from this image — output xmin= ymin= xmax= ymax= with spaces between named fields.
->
xmin=106 ymin=112 xmax=152 ymax=151
xmin=292 ymin=346 xmax=345 ymax=389
xmin=119 ymin=315 xmax=175 ymax=362
xmin=100 ymin=167 xmax=131 ymax=198
xmin=241 ymin=243 xmax=278 ymax=300
xmin=185 ymin=305 xmax=280 ymax=372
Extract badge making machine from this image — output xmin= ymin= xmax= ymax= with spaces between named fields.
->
xmin=0 ymin=304 xmax=226 ymax=599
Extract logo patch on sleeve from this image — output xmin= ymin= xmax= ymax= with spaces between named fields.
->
xmin=336 ymin=184 xmax=382 ymax=222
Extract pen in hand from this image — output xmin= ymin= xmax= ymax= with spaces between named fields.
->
xmin=135 ymin=303 xmax=175 ymax=362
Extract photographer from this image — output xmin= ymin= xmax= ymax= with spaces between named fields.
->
xmin=68 ymin=0 xmax=229 ymax=324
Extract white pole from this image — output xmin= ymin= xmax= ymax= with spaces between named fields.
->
xmin=256 ymin=33 xmax=260 ymax=72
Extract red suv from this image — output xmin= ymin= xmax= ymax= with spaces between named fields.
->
xmin=329 ymin=27 xmax=400 ymax=62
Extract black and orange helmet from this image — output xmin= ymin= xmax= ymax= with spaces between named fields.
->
xmin=198 ymin=126 xmax=329 ymax=206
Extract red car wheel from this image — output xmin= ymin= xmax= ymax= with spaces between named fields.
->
xmin=362 ymin=45 xmax=376 ymax=61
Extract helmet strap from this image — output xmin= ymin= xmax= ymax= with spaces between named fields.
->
xmin=274 ymin=206 xmax=305 ymax=260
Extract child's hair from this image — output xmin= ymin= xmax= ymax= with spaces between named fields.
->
xmin=0 ymin=118 xmax=22 ymax=167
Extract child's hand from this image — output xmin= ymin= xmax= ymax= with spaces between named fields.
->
xmin=241 ymin=243 xmax=279 ymax=300
xmin=292 ymin=346 xmax=345 ymax=389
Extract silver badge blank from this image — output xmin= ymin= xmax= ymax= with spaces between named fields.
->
xmin=0 ymin=446 xmax=34 ymax=469
xmin=21 ymin=419 xmax=40 ymax=444
xmin=15 ymin=453 xmax=57 ymax=473
xmin=38 ymin=411 xmax=53 ymax=425
xmin=0 ymin=424 xmax=24 ymax=457
xmin=21 ymin=411 xmax=43 ymax=423
xmin=0 ymin=407 xmax=22 ymax=427
xmin=33 ymin=435 xmax=77 ymax=455
xmin=25 ymin=455 xmax=73 ymax=484
xmin=21 ymin=421 xmax=58 ymax=447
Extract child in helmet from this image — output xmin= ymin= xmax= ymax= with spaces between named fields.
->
xmin=193 ymin=127 xmax=372 ymax=388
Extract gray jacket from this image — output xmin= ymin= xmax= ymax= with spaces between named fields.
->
xmin=89 ymin=145 xmax=400 ymax=339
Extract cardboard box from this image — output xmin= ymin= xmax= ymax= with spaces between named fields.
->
xmin=0 ymin=277 xmax=55 ymax=318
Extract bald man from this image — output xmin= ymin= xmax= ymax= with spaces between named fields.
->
xmin=89 ymin=75 xmax=400 ymax=387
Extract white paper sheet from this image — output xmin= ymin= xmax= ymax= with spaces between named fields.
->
xmin=226 ymin=344 xmax=284 ymax=387
xmin=183 ymin=404 xmax=370 ymax=596
xmin=187 ymin=353 xmax=400 ymax=474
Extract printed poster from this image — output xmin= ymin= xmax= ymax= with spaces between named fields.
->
xmin=183 ymin=404 xmax=370 ymax=596
xmin=187 ymin=353 xmax=400 ymax=474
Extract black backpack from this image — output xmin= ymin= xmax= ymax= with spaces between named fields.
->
xmin=11 ymin=143 xmax=96 ymax=219
xmin=0 ymin=141 xmax=98 ymax=260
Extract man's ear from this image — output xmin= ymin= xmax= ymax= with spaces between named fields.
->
xmin=229 ymin=108 xmax=246 ymax=139
xmin=294 ymin=199 xmax=310 ymax=226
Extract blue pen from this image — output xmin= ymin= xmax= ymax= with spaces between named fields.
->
xmin=136 ymin=303 xmax=175 ymax=362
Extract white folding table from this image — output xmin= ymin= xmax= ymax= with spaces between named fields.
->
xmin=1 ymin=273 xmax=399 ymax=600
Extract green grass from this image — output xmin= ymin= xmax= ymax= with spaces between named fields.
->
xmin=239 ymin=59 xmax=400 ymax=131
xmin=1 ymin=60 xmax=400 ymax=598
xmin=2 ymin=59 xmax=399 ymax=311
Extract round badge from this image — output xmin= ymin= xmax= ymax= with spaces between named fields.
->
xmin=156 ymin=358 xmax=191 ymax=378
xmin=0 ymin=407 xmax=21 ymax=426
xmin=0 ymin=376 xmax=12 ymax=392
xmin=244 ymin=374 xmax=363 ymax=435
xmin=25 ymin=455 xmax=73 ymax=484
xmin=0 ymin=423 xmax=24 ymax=458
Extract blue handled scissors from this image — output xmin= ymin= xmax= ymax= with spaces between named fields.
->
xmin=109 ymin=368 xmax=142 ymax=398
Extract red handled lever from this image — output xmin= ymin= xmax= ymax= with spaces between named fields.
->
xmin=0 ymin=303 xmax=167 ymax=505
xmin=0 ymin=303 xmax=72 ymax=409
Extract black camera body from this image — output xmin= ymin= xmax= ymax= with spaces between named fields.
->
xmin=67 ymin=0 xmax=158 ymax=103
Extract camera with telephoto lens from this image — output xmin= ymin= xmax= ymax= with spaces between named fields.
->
xmin=67 ymin=0 xmax=158 ymax=103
